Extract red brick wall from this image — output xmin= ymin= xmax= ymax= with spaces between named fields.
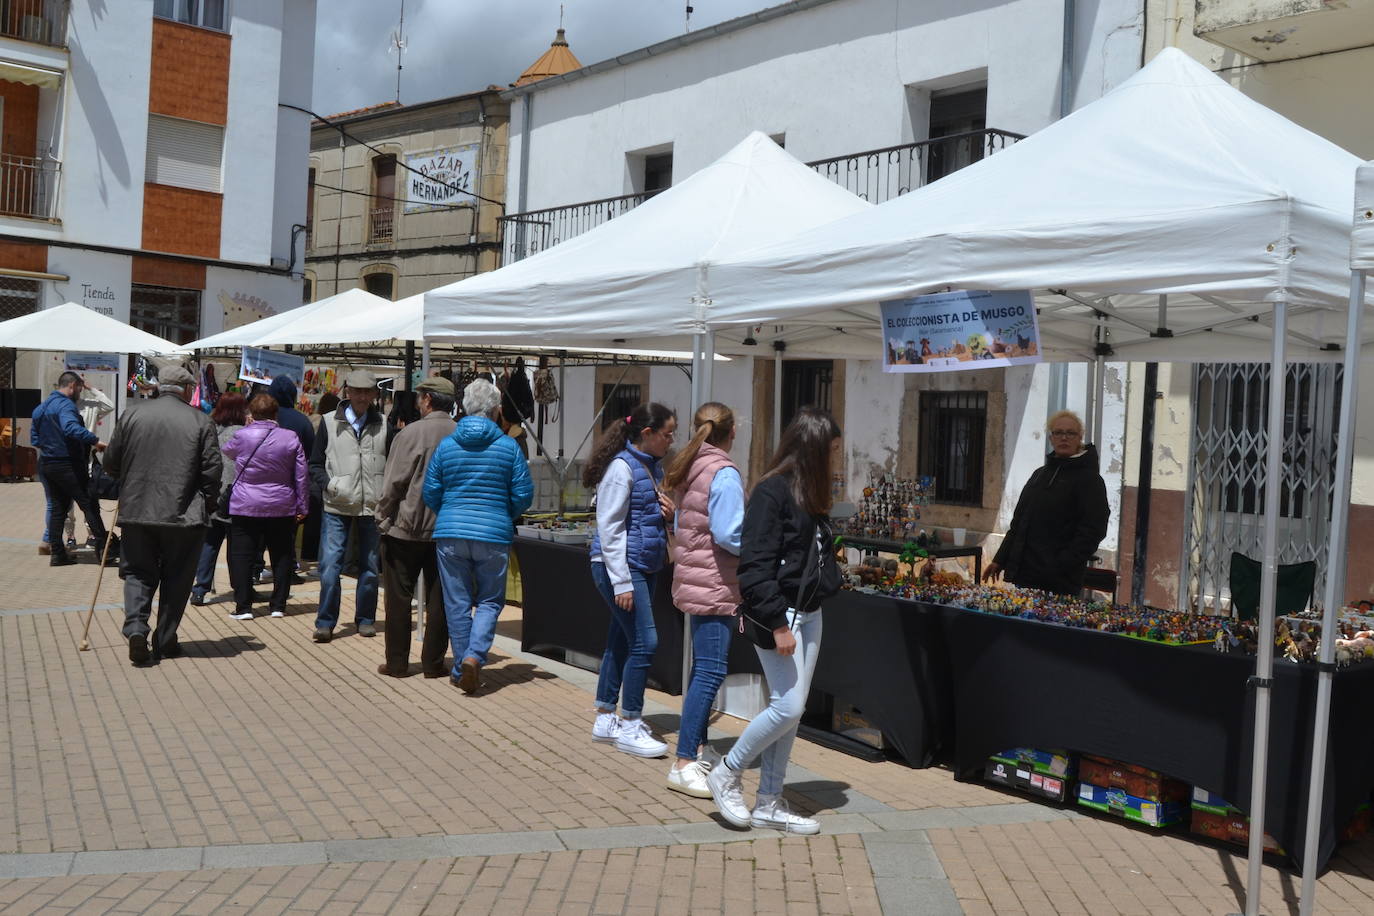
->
xmin=131 ymin=255 xmax=205 ymax=290
xmin=141 ymin=184 xmax=221 ymax=258
xmin=0 ymin=239 xmax=47 ymax=272
xmin=148 ymin=18 xmax=230 ymax=125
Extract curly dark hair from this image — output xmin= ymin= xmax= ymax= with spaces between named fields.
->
xmin=582 ymin=402 xmax=676 ymax=488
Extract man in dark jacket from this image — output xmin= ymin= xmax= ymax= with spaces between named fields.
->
xmin=31 ymin=372 xmax=113 ymax=566
xmin=374 ymin=377 xmax=456 ymax=677
xmin=104 ymin=366 xmax=222 ymax=665
xmin=268 ymin=375 xmax=317 ymax=575
xmin=984 ymin=410 xmax=1110 ymax=596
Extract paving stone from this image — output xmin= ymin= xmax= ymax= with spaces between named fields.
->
xmin=557 ymin=825 xmax=676 ymax=851
xmin=201 ymin=842 xmax=327 ymax=869
xmin=69 ymin=847 xmax=202 ymax=876
xmin=0 ymin=853 xmax=74 ymax=878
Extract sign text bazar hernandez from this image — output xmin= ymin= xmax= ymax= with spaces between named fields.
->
xmin=405 ymin=144 xmax=480 ymax=213
xmin=880 ymin=289 xmax=1041 ymax=373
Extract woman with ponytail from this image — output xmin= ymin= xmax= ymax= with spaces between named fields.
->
xmin=585 ymin=402 xmax=678 ymax=758
xmin=659 ymin=402 xmax=744 ymax=798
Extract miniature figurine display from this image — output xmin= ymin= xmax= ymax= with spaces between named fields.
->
xmin=846 ymin=473 xmax=935 ymax=541
xmin=840 ymin=555 xmax=1373 ymax=664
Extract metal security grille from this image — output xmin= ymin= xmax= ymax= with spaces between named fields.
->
xmin=1181 ymin=362 xmax=1341 ymax=613
xmin=0 ymin=278 xmax=39 ymax=387
xmin=131 ymin=284 xmax=201 ymax=345
xmin=600 ymin=383 xmax=641 ymax=431
xmin=918 ymin=391 xmax=987 ymax=506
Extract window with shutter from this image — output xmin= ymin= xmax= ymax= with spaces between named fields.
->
xmin=145 ymin=115 xmax=223 ymax=193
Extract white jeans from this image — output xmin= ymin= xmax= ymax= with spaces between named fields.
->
xmin=724 ymin=608 xmax=823 ymax=797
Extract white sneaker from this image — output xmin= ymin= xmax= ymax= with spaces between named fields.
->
xmin=270 ymin=610 xmax=285 ymax=618
xmin=592 ymin=712 xmax=622 ymax=744
xmin=666 ymin=759 xmax=713 ymax=798
xmin=707 ymin=760 xmax=751 ymax=828
xmin=615 ymin=719 xmax=669 ymax=758
xmin=750 ymin=795 xmax=819 ymax=835
xmin=229 ymin=611 xmax=254 ymax=620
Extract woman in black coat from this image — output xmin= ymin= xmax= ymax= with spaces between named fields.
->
xmin=984 ymin=410 xmax=1109 ymax=595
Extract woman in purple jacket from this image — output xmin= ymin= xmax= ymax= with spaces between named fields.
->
xmin=223 ymin=394 xmax=309 ymax=620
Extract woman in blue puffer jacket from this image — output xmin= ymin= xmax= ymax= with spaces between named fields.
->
xmin=423 ymin=378 xmax=533 ymax=693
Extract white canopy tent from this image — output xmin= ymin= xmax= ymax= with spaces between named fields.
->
xmin=0 ymin=302 xmax=182 ymax=353
xmin=184 ymin=288 xmax=394 ymax=351
xmin=422 ymin=130 xmax=873 ymax=364
xmin=694 ymin=49 xmax=1367 ymax=916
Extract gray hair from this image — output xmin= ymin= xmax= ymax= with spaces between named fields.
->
xmin=463 ymin=378 xmax=502 ymax=417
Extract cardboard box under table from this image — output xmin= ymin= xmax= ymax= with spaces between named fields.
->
xmin=1079 ymin=755 xmax=1190 ymax=803
xmin=985 ymin=749 xmax=1075 ymax=802
xmin=1077 ymin=783 xmax=1187 ymax=828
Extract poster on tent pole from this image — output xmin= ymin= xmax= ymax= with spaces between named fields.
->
xmin=239 ymin=346 xmax=305 ymax=387
xmin=880 ymin=289 xmax=1041 ymax=373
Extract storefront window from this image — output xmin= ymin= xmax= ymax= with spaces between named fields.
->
xmin=131 ymin=283 xmax=201 ymax=345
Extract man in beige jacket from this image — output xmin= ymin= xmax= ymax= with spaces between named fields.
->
xmin=309 ymin=369 xmax=387 ymax=642
xmin=374 ymin=377 xmax=456 ymax=677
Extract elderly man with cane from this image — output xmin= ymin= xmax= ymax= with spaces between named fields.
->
xmin=103 ymin=365 xmax=222 ymax=665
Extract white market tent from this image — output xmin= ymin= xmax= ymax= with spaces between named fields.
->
xmin=184 ymin=288 xmax=394 ymax=350
xmin=422 ymin=130 xmax=873 ymax=357
xmin=698 ymin=48 xmax=1365 ymax=916
xmin=705 ymin=48 xmax=1368 ymax=364
xmin=0 ymin=301 xmax=182 ymax=353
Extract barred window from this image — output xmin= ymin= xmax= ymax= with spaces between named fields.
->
xmin=918 ymin=391 xmax=987 ymax=506
xmin=131 ymin=284 xmax=201 ymax=345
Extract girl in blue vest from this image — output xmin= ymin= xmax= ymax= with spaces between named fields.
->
xmin=586 ymin=402 xmax=678 ymax=758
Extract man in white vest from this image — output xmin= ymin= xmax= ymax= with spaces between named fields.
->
xmin=309 ymin=369 xmax=388 ymax=642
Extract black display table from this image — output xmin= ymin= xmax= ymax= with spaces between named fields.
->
xmin=513 ymin=537 xmax=761 ymax=695
xmin=513 ymin=535 xmax=1374 ymax=873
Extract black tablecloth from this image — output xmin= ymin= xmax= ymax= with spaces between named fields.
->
xmin=943 ymin=605 xmax=1374 ymax=874
xmin=513 ymin=537 xmax=761 ymax=696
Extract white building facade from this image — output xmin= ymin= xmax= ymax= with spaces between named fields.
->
xmin=0 ymin=0 xmax=315 ymax=430
xmin=502 ymin=0 xmax=1144 ymax=564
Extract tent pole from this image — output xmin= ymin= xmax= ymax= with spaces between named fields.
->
xmin=690 ymin=333 xmax=706 ymax=414
xmin=773 ymin=344 xmax=784 ymax=454
xmin=1092 ymin=318 xmax=1106 ymax=449
xmin=702 ymin=331 xmax=715 ymax=402
xmin=1238 ymin=298 xmax=1287 ymax=916
xmin=420 ymin=341 xmax=430 ymax=377
xmin=404 ymin=341 xmax=415 ymax=391
xmin=8 ymin=348 xmax=16 ymax=482
xmin=557 ymin=350 xmax=565 ymax=462
xmin=1297 ymin=269 xmax=1365 ymax=915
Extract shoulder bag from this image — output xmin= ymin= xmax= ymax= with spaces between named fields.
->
xmin=734 ymin=517 xmax=835 ymax=650
xmin=218 ymin=427 xmax=273 ymax=518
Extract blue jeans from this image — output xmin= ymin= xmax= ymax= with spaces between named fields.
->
xmin=315 ymin=512 xmax=380 ymax=629
xmin=192 ymin=521 xmax=228 ymax=597
xmin=724 ymin=608 xmax=823 ymax=797
xmin=676 ymin=614 xmax=732 ymax=760
xmin=436 ymin=538 xmax=510 ymax=670
xmin=39 ymin=472 xmax=53 ymax=542
xmin=591 ymin=562 xmax=659 ymax=720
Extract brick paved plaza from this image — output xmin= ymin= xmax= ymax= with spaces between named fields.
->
xmin=2 ymin=480 xmax=1373 ymax=914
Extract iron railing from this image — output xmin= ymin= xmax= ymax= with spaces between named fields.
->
xmin=808 ymin=128 xmax=1022 ymax=205
xmin=497 ymin=128 xmax=1023 ymax=265
xmin=0 ymin=0 xmax=68 ymax=47
xmin=0 ymin=154 xmax=60 ymax=220
xmin=368 ymin=207 xmax=395 ymax=245
xmin=499 ymin=190 xmax=659 ymax=265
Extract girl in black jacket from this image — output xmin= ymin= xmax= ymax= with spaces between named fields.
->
xmin=707 ymin=407 xmax=842 ymax=834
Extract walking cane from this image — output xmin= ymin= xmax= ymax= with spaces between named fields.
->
xmin=78 ymin=501 xmax=119 ymax=652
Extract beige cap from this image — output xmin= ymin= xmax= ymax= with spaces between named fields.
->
xmin=344 ymin=368 xmax=377 ymax=389
xmin=414 ymin=376 xmax=455 ymax=398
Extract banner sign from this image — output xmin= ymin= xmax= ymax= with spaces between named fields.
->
xmin=65 ymin=352 xmax=120 ymax=372
xmin=404 ymin=144 xmax=480 ymax=213
xmin=239 ymin=346 xmax=305 ymax=387
xmin=880 ymin=289 xmax=1041 ymax=373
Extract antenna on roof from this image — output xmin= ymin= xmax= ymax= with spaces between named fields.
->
xmin=685 ymin=4 xmax=695 ymax=32
xmin=388 ymin=0 xmax=407 ymax=104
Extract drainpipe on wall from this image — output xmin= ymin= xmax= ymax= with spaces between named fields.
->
xmin=513 ymin=94 xmax=533 ymax=262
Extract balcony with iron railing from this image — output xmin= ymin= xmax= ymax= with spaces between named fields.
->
xmin=368 ymin=206 xmax=395 ymax=245
xmin=497 ymin=128 xmax=1022 ymax=265
xmin=0 ymin=0 xmax=68 ymax=48
xmin=0 ymin=153 xmax=60 ymax=220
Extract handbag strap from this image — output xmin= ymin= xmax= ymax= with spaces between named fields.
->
xmin=229 ymin=427 xmax=273 ymax=495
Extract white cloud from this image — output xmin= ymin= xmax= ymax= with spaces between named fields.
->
xmin=312 ymin=0 xmax=780 ymax=115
